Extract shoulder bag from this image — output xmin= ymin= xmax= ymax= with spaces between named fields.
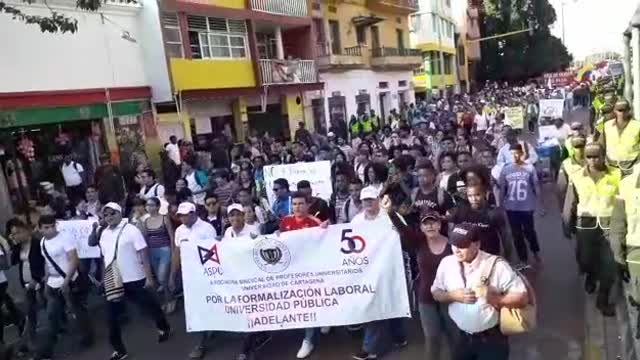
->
xmin=483 ymin=256 xmax=537 ymax=335
xmin=102 ymin=224 xmax=128 ymax=302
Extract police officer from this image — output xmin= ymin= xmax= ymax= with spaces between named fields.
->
xmin=360 ymin=113 xmax=375 ymax=136
xmin=558 ymin=133 xmax=586 ymax=211
xmin=349 ymin=115 xmax=362 ymax=140
xmin=600 ymin=99 xmax=640 ymax=176
xmin=611 ymin=165 xmax=640 ymax=306
xmin=563 ymin=143 xmax=620 ymax=316
xmin=593 ymin=103 xmax=614 ymax=141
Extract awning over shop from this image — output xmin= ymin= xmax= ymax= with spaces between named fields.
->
xmin=0 ymin=100 xmax=149 ymax=129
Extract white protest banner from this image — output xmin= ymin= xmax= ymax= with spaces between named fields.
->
xmin=181 ymin=221 xmax=410 ymax=332
xmin=263 ymin=161 xmax=332 ymax=205
xmin=57 ymin=220 xmax=101 ymax=259
xmin=504 ymin=107 xmax=524 ymax=129
xmin=538 ymin=99 xmax=565 ymax=120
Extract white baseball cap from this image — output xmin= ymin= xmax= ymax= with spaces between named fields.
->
xmin=227 ymin=203 xmax=245 ymax=215
xmin=176 ymin=202 xmax=196 ymax=215
xmin=360 ymin=186 xmax=379 ymax=201
xmin=102 ymin=202 xmax=122 ymax=213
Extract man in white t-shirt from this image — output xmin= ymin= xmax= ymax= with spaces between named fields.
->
xmin=170 ymin=202 xmax=217 ymax=359
xmin=91 ymin=203 xmax=170 ymax=360
xmin=166 ymin=135 xmax=182 ymax=166
xmin=223 ymin=204 xmax=260 ymax=240
xmin=36 ymin=215 xmax=93 ymax=360
xmin=60 ymin=153 xmax=85 ymax=204
xmin=474 ymin=107 xmax=489 ymax=137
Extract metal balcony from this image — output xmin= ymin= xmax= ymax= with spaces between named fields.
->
xmin=367 ymin=0 xmax=419 ymax=14
xmin=371 ymin=47 xmax=422 ymax=70
xmin=259 ymin=59 xmax=317 ymax=85
xmin=250 ymin=0 xmax=308 ymax=17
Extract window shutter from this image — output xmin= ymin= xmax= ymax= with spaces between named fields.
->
xmin=208 ymin=17 xmax=228 ymax=32
xmin=227 ymin=19 xmax=247 ymax=34
xmin=187 ymin=15 xmax=207 ymax=31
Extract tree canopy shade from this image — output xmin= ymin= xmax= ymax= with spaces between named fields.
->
xmin=476 ymin=0 xmax=573 ymax=82
xmin=0 ymin=0 xmax=133 ymax=33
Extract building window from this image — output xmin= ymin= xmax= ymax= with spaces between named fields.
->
xmin=396 ymin=29 xmax=404 ymax=49
xmin=256 ymin=33 xmax=277 ymax=59
xmin=458 ymin=46 xmax=465 ymax=66
xmin=187 ymin=16 xmax=248 ymax=59
xmin=379 ymin=81 xmax=389 ymax=89
xmin=398 ymin=80 xmax=407 ymax=87
xmin=432 ymin=14 xmax=437 ymax=34
xmin=356 ymin=26 xmax=366 ymax=45
xmin=445 ymin=0 xmax=450 ymax=6
xmin=329 ymin=20 xmax=341 ymax=55
xmin=444 ymin=53 xmax=452 ymax=74
xmin=161 ymin=13 xmax=183 ymax=58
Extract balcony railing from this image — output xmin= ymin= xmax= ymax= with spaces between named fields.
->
xmin=259 ymin=59 xmax=317 ymax=85
xmin=344 ymin=45 xmax=364 ymax=56
xmin=371 ymin=47 xmax=421 ymax=57
xmin=368 ymin=0 xmax=419 ymax=12
xmin=251 ymin=0 xmax=308 ymax=17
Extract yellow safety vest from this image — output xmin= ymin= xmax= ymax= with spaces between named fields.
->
xmin=562 ymin=157 xmax=584 ymax=182
xmin=361 ymin=118 xmax=373 ymax=133
xmin=573 ymin=166 xmax=621 ymax=218
xmin=604 ymin=119 xmax=640 ymax=163
xmin=618 ymin=170 xmax=640 ymax=247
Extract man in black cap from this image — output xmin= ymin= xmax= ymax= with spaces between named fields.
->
xmin=432 ymin=223 xmax=528 ymax=360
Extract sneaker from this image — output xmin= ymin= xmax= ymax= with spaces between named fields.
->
xmin=320 ymin=326 xmax=331 ymax=335
xmin=296 ymin=339 xmax=314 ymax=359
xmin=157 ymin=329 xmax=171 ymax=343
xmin=109 ymin=351 xmax=129 ymax=360
xmin=352 ymin=351 xmax=377 ymax=360
xmin=189 ymin=345 xmax=205 ymax=359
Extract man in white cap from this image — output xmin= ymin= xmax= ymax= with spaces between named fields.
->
xmin=169 ymin=202 xmax=217 ymax=359
xmin=223 ymin=204 xmax=259 ymax=240
xmin=351 ymin=186 xmax=408 ymax=360
xmin=90 ymin=202 xmax=170 ymax=360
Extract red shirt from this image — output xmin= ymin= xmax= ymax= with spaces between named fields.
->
xmin=279 ymin=215 xmax=320 ymax=232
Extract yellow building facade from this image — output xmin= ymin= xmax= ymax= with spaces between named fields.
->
xmin=158 ymin=0 xmax=324 ymax=142
xmin=312 ymin=0 xmax=421 ymax=128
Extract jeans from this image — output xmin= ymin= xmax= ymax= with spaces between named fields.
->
xmin=419 ymin=303 xmax=457 ymax=360
xmin=39 ymin=285 xmax=93 ymax=358
xmin=303 ymin=328 xmax=316 ymax=342
xmin=107 ymin=279 xmax=170 ymax=354
xmin=23 ymin=287 xmax=42 ymax=347
xmin=0 ymin=282 xmax=23 ymax=342
xmin=506 ymin=211 xmax=540 ymax=262
xmin=149 ymin=247 xmax=171 ymax=303
xmin=454 ymin=327 xmax=509 ymax=360
xmin=362 ymin=318 xmax=407 ymax=354
xmin=79 ymin=258 xmax=103 ymax=284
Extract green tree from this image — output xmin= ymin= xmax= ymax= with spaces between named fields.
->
xmin=477 ymin=0 xmax=572 ymax=82
xmin=0 ymin=0 xmax=133 ymax=33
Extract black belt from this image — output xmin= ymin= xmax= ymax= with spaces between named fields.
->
xmin=460 ymin=325 xmax=502 ymax=340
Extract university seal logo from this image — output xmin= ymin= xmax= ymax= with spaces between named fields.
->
xmin=253 ymin=237 xmax=291 ymax=273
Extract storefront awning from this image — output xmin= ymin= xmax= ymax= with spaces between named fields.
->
xmin=351 ymin=15 xmax=385 ymax=27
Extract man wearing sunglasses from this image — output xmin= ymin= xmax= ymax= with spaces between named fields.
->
xmin=563 ymin=143 xmax=621 ymax=317
xmin=600 ymin=99 xmax=640 ymax=176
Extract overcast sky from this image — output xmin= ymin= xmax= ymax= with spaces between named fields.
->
xmin=547 ymin=0 xmax=639 ymax=60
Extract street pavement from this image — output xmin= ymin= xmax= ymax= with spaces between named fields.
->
xmin=13 ymin=186 xmax=592 ymax=360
